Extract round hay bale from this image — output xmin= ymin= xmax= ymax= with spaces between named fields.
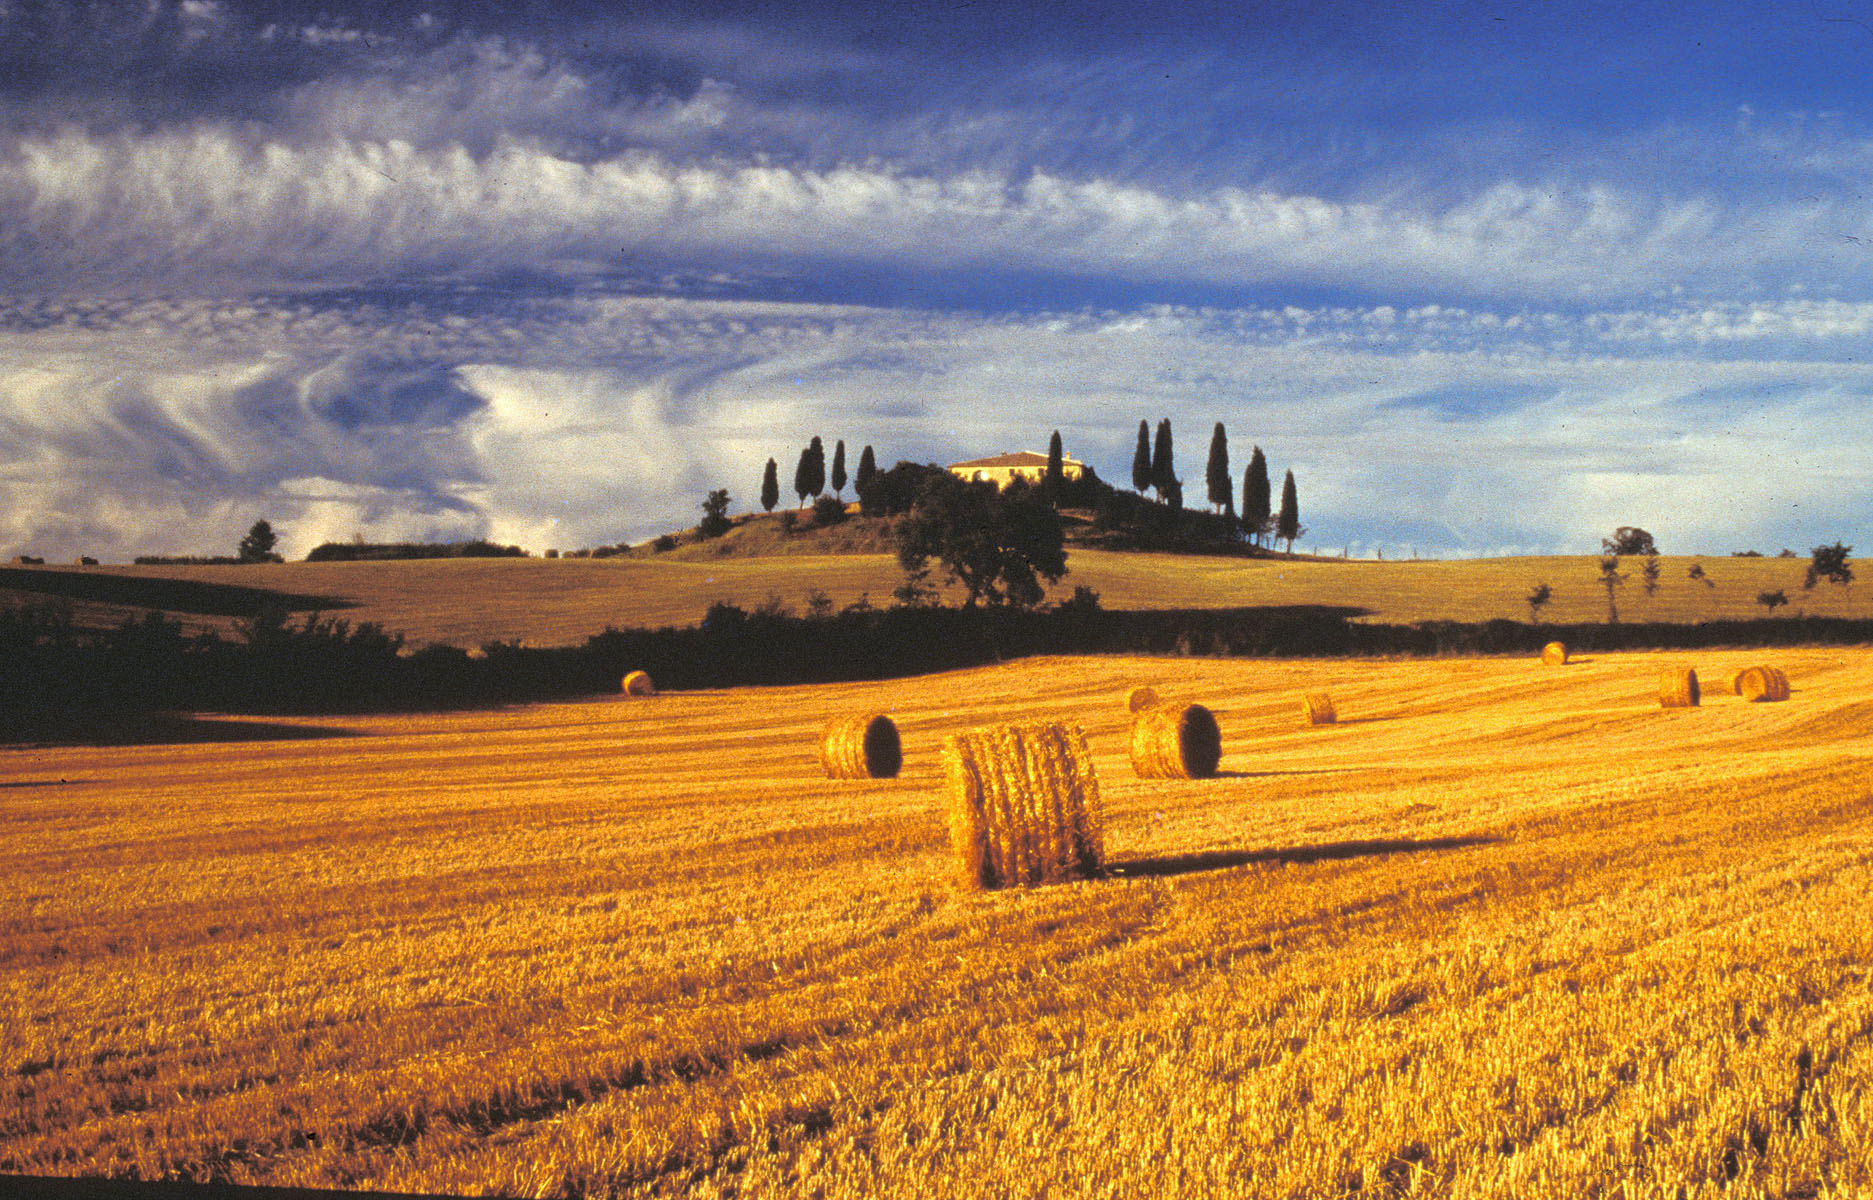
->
xmin=1129 ymin=703 xmax=1222 ymax=779
xmin=1125 ymin=685 xmax=1160 ymax=713
xmin=1727 ymin=668 xmax=1750 ymax=696
xmin=1736 ymin=666 xmax=1790 ymax=703
xmin=1302 ymin=692 xmax=1337 ymax=727
xmin=1541 ymin=641 xmax=1568 ymax=667
xmin=943 ymin=722 xmax=1103 ymax=890
xmin=621 ymin=670 xmax=656 ymax=696
xmin=1659 ymin=667 xmax=1700 ymax=709
xmin=820 ymin=714 xmax=903 ymax=779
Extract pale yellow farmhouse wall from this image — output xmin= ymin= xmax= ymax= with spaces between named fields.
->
xmin=946 ymin=451 xmax=1085 ymax=490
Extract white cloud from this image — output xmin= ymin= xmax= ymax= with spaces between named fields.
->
xmin=7 ymin=119 xmax=1873 ymax=302
xmin=5 ymin=293 xmax=1872 ymax=564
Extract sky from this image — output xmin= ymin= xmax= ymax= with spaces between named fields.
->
xmin=3 ymin=0 xmax=1873 ymax=562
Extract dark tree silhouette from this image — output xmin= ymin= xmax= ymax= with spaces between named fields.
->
xmin=854 ymin=444 xmax=879 ymax=499
xmin=1527 ymin=582 xmax=1553 ymax=623
xmin=1805 ymin=542 xmax=1853 ymax=590
xmin=1151 ymin=418 xmax=1176 ymax=500
xmin=1602 ymin=527 xmax=1657 ymax=556
xmin=830 ymin=440 xmax=847 ymax=498
xmin=1275 ymin=469 xmax=1300 ymax=552
xmin=237 ymin=520 xmax=280 ymax=563
xmin=698 ymin=488 xmax=732 ymax=539
xmin=895 ymin=475 xmax=1067 ymax=609
xmin=1243 ymin=446 xmax=1270 ymax=547
xmin=1598 ymin=555 xmax=1628 ymax=623
xmin=1205 ymin=422 xmax=1231 ymax=513
xmin=760 ymin=458 xmax=780 ymax=513
xmin=1046 ymin=430 xmax=1065 ymax=495
xmin=1131 ymin=420 xmax=1152 ymax=494
xmin=794 ymin=436 xmax=825 ymax=506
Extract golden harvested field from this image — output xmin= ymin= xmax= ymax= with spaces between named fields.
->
xmin=24 ymin=550 xmax=1866 ymax=648
xmin=7 ymin=648 xmax=1873 ymax=1196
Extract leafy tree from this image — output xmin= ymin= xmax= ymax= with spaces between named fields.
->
xmin=892 ymin=565 xmax=938 ymax=609
xmin=1597 ymin=555 xmax=1627 ymax=623
xmin=1046 ymin=430 xmax=1065 ymax=495
xmin=794 ymin=436 xmax=825 ymax=506
xmin=1151 ymin=418 xmax=1177 ymax=500
xmin=699 ymin=488 xmax=733 ymax=539
xmin=236 ymin=519 xmax=280 ymax=564
xmin=1804 ymin=542 xmax=1853 ymax=590
xmin=760 ymin=458 xmax=780 ymax=513
xmin=895 ymin=474 xmax=1067 ymax=609
xmin=1757 ymin=589 xmax=1789 ymax=612
xmin=1602 ymin=526 xmax=1657 ymax=556
xmin=1276 ymin=469 xmax=1300 ymax=553
xmin=1640 ymin=553 xmax=1661 ymax=598
xmin=1131 ymin=420 xmax=1152 ymax=494
xmin=854 ymin=444 xmax=878 ymax=499
xmin=830 ymin=440 xmax=847 ymax=498
xmin=812 ymin=493 xmax=848 ymax=526
xmin=1527 ymin=582 xmax=1552 ymax=623
xmin=1205 ymin=422 xmax=1231 ymax=513
xmin=859 ymin=461 xmax=948 ymax=517
xmin=1688 ymin=562 xmax=1712 ymax=588
xmin=1243 ymin=446 xmax=1270 ymax=547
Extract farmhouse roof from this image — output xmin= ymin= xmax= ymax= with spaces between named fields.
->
xmin=948 ymin=450 xmax=1080 ymax=470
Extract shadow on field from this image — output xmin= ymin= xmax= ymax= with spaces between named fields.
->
xmin=0 ymin=1173 xmax=455 ymax=1200
xmin=1107 ymin=834 xmax=1501 ymax=880
xmin=2 ymin=712 xmax=363 ymax=748
xmin=0 ymin=565 xmax=354 ymax=616
xmin=1214 ymin=767 xmax=1364 ymax=779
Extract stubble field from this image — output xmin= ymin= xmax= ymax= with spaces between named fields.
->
xmin=6 ymin=647 xmax=1873 ymax=1196
xmin=11 ymin=550 xmax=1864 ymax=649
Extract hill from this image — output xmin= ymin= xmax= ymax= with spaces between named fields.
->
xmin=2 ymin=550 xmax=1860 ymax=651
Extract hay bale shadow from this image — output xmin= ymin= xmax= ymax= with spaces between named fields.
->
xmin=1107 ymin=834 xmax=1502 ymax=880
xmin=1212 ymin=766 xmax=1365 ymax=779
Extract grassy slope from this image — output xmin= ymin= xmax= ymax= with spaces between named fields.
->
xmin=4 ymin=649 xmax=1873 ymax=1195
xmin=6 ymin=548 xmax=1858 ymax=649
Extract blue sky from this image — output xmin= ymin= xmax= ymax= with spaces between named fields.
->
xmin=3 ymin=0 xmax=1872 ymax=561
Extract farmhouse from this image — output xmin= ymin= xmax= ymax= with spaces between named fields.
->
xmin=946 ymin=450 xmax=1084 ymax=489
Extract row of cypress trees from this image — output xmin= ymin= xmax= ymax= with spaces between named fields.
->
xmin=752 ymin=421 xmax=1301 ymax=552
xmin=1130 ymin=419 xmax=1302 ymax=551
xmin=758 ymin=438 xmax=882 ymax=512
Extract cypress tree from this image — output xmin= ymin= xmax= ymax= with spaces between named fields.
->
xmin=760 ymin=458 xmax=779 ymax=513
xmin=1244 ymin=446 xmax=1270 ymax=547
xmin=854 ymin=444 xmax=878 ymax=497
xmin=831 ymin=440 xmax=847 ymax=498
xmin=1205 ymin=422 xmax=1230 ymax=512
xmin=1276 ymin=468 xmax=1300 ymax=553
xmin=1045 ymin=430 xmax=1065 ymax=495
xmin=794 ymin=436 xmax=826 ymax=506
xmin=1151 ymin=418 xmax=1175 ymax=499
xmin=1131 ymin=420 xmax=1152 ymax=494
